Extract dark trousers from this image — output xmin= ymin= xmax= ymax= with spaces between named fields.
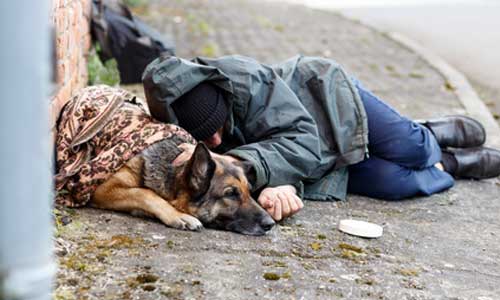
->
xmin=347 ymin=80 xmax=454 ymax=200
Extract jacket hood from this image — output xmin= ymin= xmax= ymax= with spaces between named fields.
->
xmin=142 ymin=55 xmax=234 ymax=125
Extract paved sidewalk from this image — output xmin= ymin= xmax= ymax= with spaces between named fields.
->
xmin=53 ymin=1 xmax=500 ymax=299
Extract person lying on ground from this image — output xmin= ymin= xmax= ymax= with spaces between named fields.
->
xmin=142 ymin=54 xmax=500 ymax=221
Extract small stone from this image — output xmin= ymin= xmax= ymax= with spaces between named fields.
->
xmin=173 ymin=16 xmax=183 ymax=23
xmin=54 ymin=246 xmax=68 ymax=257
xmin=444 ymin=81 xmax=456 ymax=91
xmin=136 ymin=273 xmax=159 ymax=284
xmin=152 ymin=234 xmax=165 ymax=240
xmin=340 ymin=274 xmax=361 ymax=281
xmin=356 ymin=277 xmax=375 ymax=285
xmin=66 ymin=278 xmax=78 ymax=286
xmin=142 ymin=284 xmax=156 ymax=291
xmin=60 ymin=216 xmax=72 ymax=226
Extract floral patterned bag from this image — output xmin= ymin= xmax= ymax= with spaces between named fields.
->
xmin=54 ymin=85 xmax=195 ymax=207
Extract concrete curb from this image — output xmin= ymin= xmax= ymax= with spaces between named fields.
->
xmin=386 ymin=32 xmax=500 ymax=148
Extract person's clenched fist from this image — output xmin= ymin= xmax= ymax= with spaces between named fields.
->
xmin=257 ymin=185 xmax=304 ymax=221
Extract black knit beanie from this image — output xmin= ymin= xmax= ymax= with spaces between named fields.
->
xmin=172 ymin=82 xmax=228 ymax=141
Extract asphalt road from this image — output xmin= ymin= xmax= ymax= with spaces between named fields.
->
xmin=269 ymin=0 xmax=500 ymax=122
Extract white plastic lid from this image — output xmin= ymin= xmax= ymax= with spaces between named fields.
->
xmin=338 ymin=219 xmax=383 ymax=238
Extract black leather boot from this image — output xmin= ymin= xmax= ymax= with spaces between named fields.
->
xmin=421 ymin=115 xmax=486 ymax=148
xmin=443 ymin=147 xmax=500 ymax=179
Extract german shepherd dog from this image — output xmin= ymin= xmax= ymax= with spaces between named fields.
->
xmin=91 ymin=141 xmax=275 ymax=235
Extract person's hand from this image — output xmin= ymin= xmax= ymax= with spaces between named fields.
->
xmin=257 ymin=185 xmax=303 ymax=221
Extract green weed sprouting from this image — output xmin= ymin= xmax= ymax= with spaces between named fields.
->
xmin=87 ymin=44 xmax=120 ymax=86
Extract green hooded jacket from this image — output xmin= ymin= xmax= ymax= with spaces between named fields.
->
xmin=142 ymin=54 xmax=368 ymax=201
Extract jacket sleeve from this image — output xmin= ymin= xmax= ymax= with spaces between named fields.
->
xmin=225 ymin=68 xmax=323 ymax=192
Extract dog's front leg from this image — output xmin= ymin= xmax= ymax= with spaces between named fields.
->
xmin=92 ymin=187 xmax=203 ymax=231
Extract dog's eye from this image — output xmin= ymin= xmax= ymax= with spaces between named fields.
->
xmin=224 ymin=187 xmax=240 ymax=198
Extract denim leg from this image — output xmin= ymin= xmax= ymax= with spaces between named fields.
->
xmin=347 ymin=155 xmax=454 ymax=200
xmin=353 ymin=78 xmax=442 ymax=169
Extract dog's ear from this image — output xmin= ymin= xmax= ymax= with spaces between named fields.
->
xmin=185 ymin=143 xmax=216 ymax=199
xmin=236 ymin=160 xmax=256 ymax=188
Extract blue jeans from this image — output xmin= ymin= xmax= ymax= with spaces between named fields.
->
xmin=347 ymin=80 xmax=454 ymax=200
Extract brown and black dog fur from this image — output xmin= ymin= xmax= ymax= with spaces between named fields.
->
xmin=91 ymin=141 xmax=275 ymax=235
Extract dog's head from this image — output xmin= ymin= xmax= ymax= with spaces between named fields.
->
xmin=181 ymin=143 xmax=275 ymax=235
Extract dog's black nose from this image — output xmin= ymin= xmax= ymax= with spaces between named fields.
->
xmin=261 ymin=216 xmax=275 ymax=232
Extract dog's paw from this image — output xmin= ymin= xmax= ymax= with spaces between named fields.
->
xmin=170 ymin=213 xmax=203 ymax=231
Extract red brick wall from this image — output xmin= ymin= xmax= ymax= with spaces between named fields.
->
xmin=50 ymin=0 xmax=92 ymax=130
